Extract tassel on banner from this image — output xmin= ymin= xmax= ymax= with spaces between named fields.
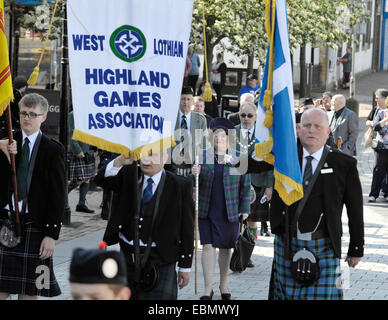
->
xmin=201 ymin=0 xmax=212 ymax=103
xmin=27 ymin=66 xmax=40 ymax=86
xmin=27 ymin=0 xmax=60 ymax=86
xmin=203 ymin=82 xmax=212 ymax=102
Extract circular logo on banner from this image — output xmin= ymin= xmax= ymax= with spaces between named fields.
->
xmin=110 ymin=25 xmax=146 ymax=63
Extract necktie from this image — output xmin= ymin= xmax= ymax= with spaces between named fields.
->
xmin=17 ymin=137 xmax=30 ymax=200
xmin=180 ymin=115 xmax=188 ymax=155
xmin=181 ymin=115 xmax=188 ymax=131
xmin=140 ymin=178 xmax=154 ymax=215
xmin=303 ymin=155 xmax=314 ymax=191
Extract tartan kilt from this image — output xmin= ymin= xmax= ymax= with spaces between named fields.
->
xmin=68 ymin=155 xmax=95 ymax=182
xmin=268 ymin=235 xmax=343 ymax=300
xmin=0 ymin=220 xmax=61 ymax=297
xmin=120 ymin=241 xmax=178 ymax=300
xmin=136 ymin=264 xmax=177 ymax=300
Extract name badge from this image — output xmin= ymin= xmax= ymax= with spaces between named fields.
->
xmin=320 ymin=168 xmax=333 ymax=174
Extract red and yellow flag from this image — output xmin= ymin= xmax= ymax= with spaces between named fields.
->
xmin=0 ymin=0 xmax=13 ymax=116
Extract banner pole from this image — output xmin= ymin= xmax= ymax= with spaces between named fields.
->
xmin=194 ymin=154 xmax=199 ymax=295
xmin=6 ymin=104 xmax=21 ymax=237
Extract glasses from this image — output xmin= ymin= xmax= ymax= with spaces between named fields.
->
xmin=19 ymin=111 xmax=44 ymax=119
xmin=240 ymin=113 xmax=254 ymax=118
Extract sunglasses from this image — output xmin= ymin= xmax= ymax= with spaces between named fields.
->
xmin=19 ymin=111 xmax=44 ymax=119
xmin=240 ymin=113 xmax=254 ymax=118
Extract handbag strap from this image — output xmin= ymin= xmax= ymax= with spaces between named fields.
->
xmin=140 ymin=171 xmax=166 ymax=268
xmin=133 ymin=170 xmax=166 ymax=279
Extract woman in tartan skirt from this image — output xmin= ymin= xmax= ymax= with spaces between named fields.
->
xmin=68 ymin=111 xmax=95 ymax=213
xmin=192 ymin=118 xmax=251 ymax=301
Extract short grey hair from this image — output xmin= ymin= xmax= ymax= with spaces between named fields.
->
xmin=240 ymin=92 xmax=255 ymax=105
xmin=301 ymin=108 xmax=329 ymax=128
xmin=239 ymin=101 xmax=257 ymax=113
xmin=19 ymin=93 xmax=49 ymax=113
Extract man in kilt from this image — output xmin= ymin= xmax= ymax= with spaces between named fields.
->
xmin=269 ymin=108 xmax=364 ymax=300
xmin=0 ymin=93 xmax=65 ymax=299
xmin=67 ymin=111 xmax=95 ymax=213
xmin=94 ymin=147 xmax=194 ymax=300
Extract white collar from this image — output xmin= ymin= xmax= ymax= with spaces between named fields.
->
xmin=302 ymin=146 xmax=324 ymax=162
xmin=22 ymin=130 xmax=40 ymax=147
xmin=143 ymin=169 xmax=164 ymax=190
xmin=179 ymin=110 xmax=191 ymax=119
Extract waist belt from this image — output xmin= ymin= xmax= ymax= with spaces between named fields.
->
xmin=292 ymin=228 xmax=329 ymax=240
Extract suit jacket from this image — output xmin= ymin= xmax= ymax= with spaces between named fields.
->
xmin=196 ymin=149 xmax=251 ymax=222
xmin=0 ymin=131 xmax=66 ymax=240
xmin=270 ymin=145 xmax=364 ymax=258
xmin=174 ymin=111 xmax=207 ymax=160
xmin=330 ymin=107 xmax=358 ymax=156
xmin=94 ymin=164 xmax=194 ymax=269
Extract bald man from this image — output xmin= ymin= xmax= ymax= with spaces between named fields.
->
xmin=329 ymin=94 xmax=358 ymax=156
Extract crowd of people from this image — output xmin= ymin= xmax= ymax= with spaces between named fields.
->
xmin=2 ymin=63 xmax=385 ymax=301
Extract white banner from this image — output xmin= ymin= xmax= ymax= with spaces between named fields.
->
xmin=67 ymin=0 xmax=193 ymax=158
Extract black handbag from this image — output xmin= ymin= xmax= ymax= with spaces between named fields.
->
xmin=0 ymin=213 xmax=22 ymax=248
xmin=291 ymin=249 xmax=320 ymax=286
xmin=0 ymin=200 xmax=25 ymax=249
xmin=138 ymin=262 xmax=159 ymax=292
xmin=230 ymin=217 xmax=255 ymax=272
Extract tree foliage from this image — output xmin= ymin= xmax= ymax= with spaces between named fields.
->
xmin=190 ymin=0 xmax=370 ymax=69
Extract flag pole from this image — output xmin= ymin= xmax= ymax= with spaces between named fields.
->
xmin=194 ymin=153 xmax=199 ymax=295
xmin=6 ymin=104 xmax=21 ymax=237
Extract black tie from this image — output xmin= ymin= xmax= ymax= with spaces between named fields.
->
xmin=303 ymin=155 xmax=313 ymax=191
xmin=17 ymin=137 xmax=30 ymax=200
xmin=180 ymin=115 xmax=188 ymax=155
xmin=140 ymin=178 xmax=154 ymax=215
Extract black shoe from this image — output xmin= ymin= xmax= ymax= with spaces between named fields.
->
xmin=76 ymin=204 xmax=95 ymax=213
xmin=247 ymin=259 xmax=255 ymax=268
xmin=200 ymin=290 xmax=214 ymax=300
xmin=219 ymin=288 xmax=231 ymax=300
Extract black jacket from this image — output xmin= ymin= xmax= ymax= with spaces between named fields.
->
xmin=94 ymin=164 xmax=195 ymax=269
xmin=270 ymin=146 xmax=364 ymax=258
xmin=0 ymin=131 xmax=66 ymax=239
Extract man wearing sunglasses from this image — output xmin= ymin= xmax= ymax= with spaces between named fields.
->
xmin=0 ymin=93 xmax=65 ymax=299
xmin=235 ymin=102 xmax=274 ymax=268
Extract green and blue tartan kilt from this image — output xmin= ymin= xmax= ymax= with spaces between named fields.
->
xmin=0 ymin=220 xmax=61 ymax=297
xmin=136 ymin=264 xmax=178 ymax=300
xmin=120 ymin=241 xmax=178 ymax=300
xmin=268 ymin=235 xmax=343 ymax=300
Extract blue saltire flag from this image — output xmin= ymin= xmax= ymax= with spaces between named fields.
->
xmin=255 ymin=0 xmax=303 ymax=206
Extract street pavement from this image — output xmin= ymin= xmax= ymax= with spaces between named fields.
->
xmin=35 ymin=71 xmax=388 ymax=300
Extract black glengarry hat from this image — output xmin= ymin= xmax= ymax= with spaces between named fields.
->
xmin=69 ymin=248 xmax=127 ymax=285
xmin=181 ymin=86 xmax=194 ymax=96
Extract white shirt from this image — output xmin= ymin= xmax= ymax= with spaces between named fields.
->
xmin=4 ymin=130 xmax=41 ymax=213
xmin=241 ymin=127 xmax=255 ymax=141
xmin=302 ymin=146 xmax=324 ymax=176
xmin=105 ymin=162 xmax=190 ymax=272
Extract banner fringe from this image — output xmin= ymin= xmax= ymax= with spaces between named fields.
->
xmin=274 ymin=169 xmax=303 ymax=206
xmin=72 ymin=129 xmax=176 ymax=160
xmin=0 ymin=97 xmax=12 ymax=117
